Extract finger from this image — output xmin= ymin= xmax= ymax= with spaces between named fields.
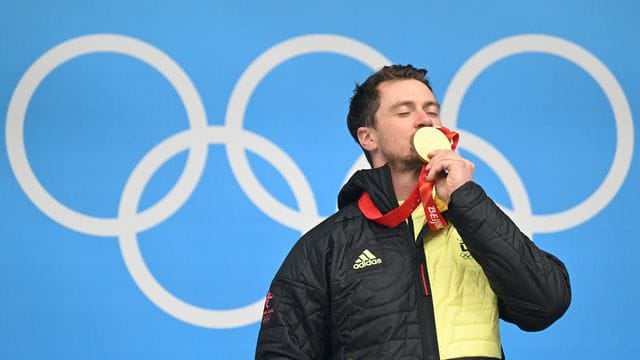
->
xmin=426 ymin=152 xmax=461 ymax=172
xmin=425 ymin=158 xmax=456 ymax=181
xmin=426 ymin=149 xmax=449 ymax=162
xmin=426 ymin=150 xmax=457 ymax=170
xmin=426 ymin=157 xmax=474 ymax=182
xmin=426 ymin=152 xmax=462 ymax=170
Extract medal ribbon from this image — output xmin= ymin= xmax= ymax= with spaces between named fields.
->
xmin=357 ymin=126 xmax=459 ymax=230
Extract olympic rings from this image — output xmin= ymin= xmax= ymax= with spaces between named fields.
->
xmin=441 ymin=34 xmax=634 ymax=233
xmin=5 ymin=33 xmax=633 ymax=328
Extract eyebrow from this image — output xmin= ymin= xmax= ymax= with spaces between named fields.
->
xmin=424 ymin=101 xmax=441 ymax=111
xmin=390 ymin=100 xmax=441 ymax=111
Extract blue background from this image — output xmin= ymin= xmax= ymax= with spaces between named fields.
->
xmin=1 ymin=1 xmax=638 ymax=358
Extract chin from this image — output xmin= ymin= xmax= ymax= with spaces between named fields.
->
xmin=407 ymin=160 xmax=424 ymax=171
xmin=406 ymin=155 xmax=424 ymax=168
xmin=391 ymin=157 xmax=423 ymax=172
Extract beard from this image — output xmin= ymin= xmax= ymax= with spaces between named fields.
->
xmin=383 ymin=147 xmax=424 ymax=173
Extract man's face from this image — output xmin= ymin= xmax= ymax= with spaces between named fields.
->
xmin=367 ymin=79 xmax=441 ymax=170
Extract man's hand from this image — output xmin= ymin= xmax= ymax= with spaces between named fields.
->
xmin=425 ymin=150 xmax=475 ymax=204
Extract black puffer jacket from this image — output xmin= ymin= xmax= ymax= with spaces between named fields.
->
xmin=256 ymin=165 xmax=571 ymax=359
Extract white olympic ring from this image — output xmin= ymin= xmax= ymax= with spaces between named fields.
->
xmin=225 ymin=34 xmax=391 ymax=232
xmin=5 ymin=33 xmax=633 ymax=328
xmin=441 ymin=34 xmax=634 ymax=233
xmin=5 ymin=34 xmax=209 ymax=236
xmin=119 ymin=126 xmax=317 ymax=328
xmin=450 ymin=129 xmax=535 ymax=236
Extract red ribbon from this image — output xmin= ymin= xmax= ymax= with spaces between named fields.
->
xmin=358 ymin=126 xmax=459 ymax=230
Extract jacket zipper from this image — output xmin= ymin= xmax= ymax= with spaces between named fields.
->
xmin=407 ymin=219 xmax=440 ymax=360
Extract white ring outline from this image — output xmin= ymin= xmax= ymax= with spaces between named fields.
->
xmin=5 ymin=34 xmax=209 ymax=237
xmin=454 ymin=129 xmax=534 ymax=236
xmin=441 ymin=34 xmax=634 ymax=233
xmin=118 ymin=126 xmax=314 ymax=328
xmin=225 ymin=34 xmax=391 ymax=232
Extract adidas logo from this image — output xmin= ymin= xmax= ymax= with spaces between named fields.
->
xmin=352 ymin=249 xmax=382 ymax=270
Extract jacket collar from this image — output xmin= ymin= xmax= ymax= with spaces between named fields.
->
xmin=337 ymin=164 xmax=399 ymax=213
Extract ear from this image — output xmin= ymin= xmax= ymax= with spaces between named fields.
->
xmin=357 ymin=126 xmax=378 ymax=152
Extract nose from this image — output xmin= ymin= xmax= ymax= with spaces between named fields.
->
xmin=414 ymin=109 xmax=436 ymax=128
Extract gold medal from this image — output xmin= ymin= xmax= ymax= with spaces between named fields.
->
xmin=412 ymin=126 xmax=452 ymax=162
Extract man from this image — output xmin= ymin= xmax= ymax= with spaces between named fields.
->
xmin=255 ymin=64 xmax=571 ymax=359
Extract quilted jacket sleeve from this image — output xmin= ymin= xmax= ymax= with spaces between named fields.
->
xmin=255 ymin=234 xmax=331 ymax=359
xmin=446 ymin=181 xmax=571 ymax=331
